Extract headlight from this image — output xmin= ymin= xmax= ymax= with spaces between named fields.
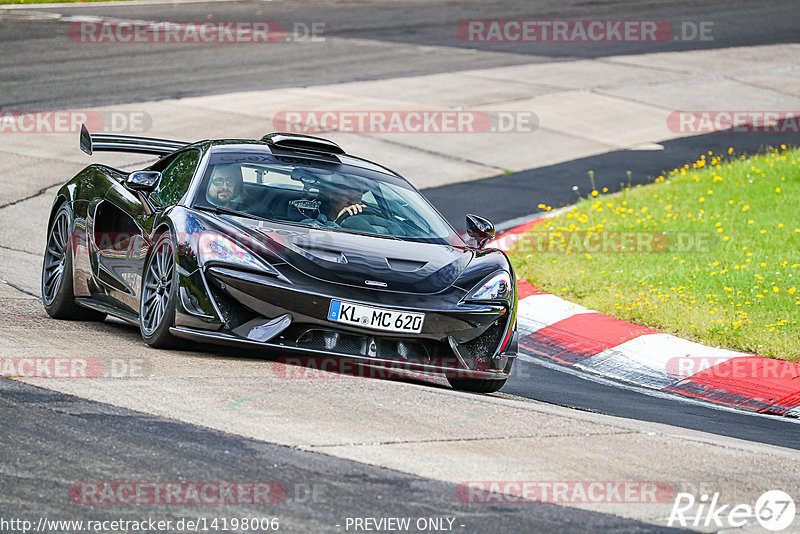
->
xmin=466 ymin=271 xmax=512 ymax=301
xmin=197 ymin=233 xmax=279 ymax=275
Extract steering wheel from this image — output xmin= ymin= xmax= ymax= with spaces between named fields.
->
xmin=334 ymin=204 xmax=382 ymax=223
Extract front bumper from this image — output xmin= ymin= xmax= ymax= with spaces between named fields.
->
xmin=170 ymin=325 xmax=515 ymax=380
xmin=174 ymin=264 xmax=517 ymax=379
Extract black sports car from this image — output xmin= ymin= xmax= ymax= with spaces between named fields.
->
xmin=42 ymin=126 xmax=518 ymax=392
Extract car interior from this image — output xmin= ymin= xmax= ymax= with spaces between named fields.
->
xmin=199 ymin=162 xmax=434 ymax=239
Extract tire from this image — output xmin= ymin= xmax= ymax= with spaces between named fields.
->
xmin=447 ymin=376 xmax=508 ymax=394
xmin=139 ymin=232 xmax=180 ymax=348
xmin=41 ymin=203 xmax=106 ymax=321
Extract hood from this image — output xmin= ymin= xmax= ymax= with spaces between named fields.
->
xmin=250 ymin=222 xmax=472 ymax=294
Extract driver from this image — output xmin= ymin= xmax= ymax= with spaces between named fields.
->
xmin=206 ymin=164 xmax=245 ymax=209
xmin=303 ymin=173 xmax=367 ymax=226
xmin=324 ymin=181 xmax=366 ymax=223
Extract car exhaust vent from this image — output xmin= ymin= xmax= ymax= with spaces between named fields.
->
xmin=296 ymin=244 xmax=348 ymax=264
xmin=386 ymin=258 xmax=427 ymax=272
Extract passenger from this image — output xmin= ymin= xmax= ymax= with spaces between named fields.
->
xmin=206 ymin=164 xmax=245 ymax=209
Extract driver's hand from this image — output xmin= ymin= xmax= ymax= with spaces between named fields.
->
xmin=336 ymin=203 xmax=366 ymax=220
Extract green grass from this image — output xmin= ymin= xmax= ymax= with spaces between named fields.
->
xmin=510 ymin=146 xmax=800 ymax=362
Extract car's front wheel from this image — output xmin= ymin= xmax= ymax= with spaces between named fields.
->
xmin=447 ymin=376 xmax=508 ymax=394
xmin=140 ymin=232 xmax=180 ymax=348
xmin=42 ymin=203 xmax=105 ymax=321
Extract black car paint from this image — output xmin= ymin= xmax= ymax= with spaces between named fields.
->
xmin=46 ymin=139 xmax=517 ymax=381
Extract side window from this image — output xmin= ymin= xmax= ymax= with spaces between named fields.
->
xmin=151 ymin=150 xmax=201 ymax=206
xmin=361 ymin=190 xmax=378 ymax=209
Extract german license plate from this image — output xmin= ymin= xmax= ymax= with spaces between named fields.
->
xmin=327 ymin=299 xmax=424 ymax=334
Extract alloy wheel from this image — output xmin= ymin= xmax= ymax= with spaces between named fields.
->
xmin=42 ymin=209 xmax=70 ymax=305
xmin=140 ymin=237 xmax=175 ymax=336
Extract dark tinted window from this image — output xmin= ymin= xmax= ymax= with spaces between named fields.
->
xmin=152 ymin=149 xmax=201 ymax=206
xmin=191 ymin=150 xmax=461 ymax=245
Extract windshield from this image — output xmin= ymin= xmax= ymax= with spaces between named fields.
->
xmin=191 ymin=150 xmax=462 ymax=245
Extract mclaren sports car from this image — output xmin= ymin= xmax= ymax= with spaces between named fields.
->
xmin=41 ymin=126 xmax=518 ymax=392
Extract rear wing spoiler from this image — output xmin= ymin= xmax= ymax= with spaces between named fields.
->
xmin=80 ymin=124 xmax=187 ymax=156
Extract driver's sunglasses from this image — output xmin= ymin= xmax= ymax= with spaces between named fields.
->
xmin=211 ymin=177 xmax=237 ymax=187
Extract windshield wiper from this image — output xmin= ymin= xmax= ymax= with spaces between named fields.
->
xmin=334 ymin=227 xmax=404 ymax=241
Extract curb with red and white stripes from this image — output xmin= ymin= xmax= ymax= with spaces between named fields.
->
xmin=490 ymin=218 xmax=800 ymax=418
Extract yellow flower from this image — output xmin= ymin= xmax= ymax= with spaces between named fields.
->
xmin=591 ymin=190 xmax=599 ymax=197
xmin=742 ymin=205 xmax=750 ymax=211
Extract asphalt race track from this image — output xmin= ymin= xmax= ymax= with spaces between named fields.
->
xmin=0 ymin=378 xmax=683 ymax=534
xmin=2 ymin=1 xmax=800 ymax=532
xmin=0 ymin=0 xmax=798 ymax=109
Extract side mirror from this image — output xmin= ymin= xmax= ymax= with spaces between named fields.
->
xmin=466 ymin=214 xmax=495 ymax=249
xmin=126 ymin=171 xmax=161 ymax=191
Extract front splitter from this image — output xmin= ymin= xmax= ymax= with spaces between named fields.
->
xmin=170 ymin=326 xmax=512 ymax=380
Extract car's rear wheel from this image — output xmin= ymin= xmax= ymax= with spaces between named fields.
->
xmin=42 ymin=203 xmax=106 ymax=321
xmin=447 ymin=376 xmax=508 ymax=393
xmin=140 ymin=232 xmax=180 ymax=348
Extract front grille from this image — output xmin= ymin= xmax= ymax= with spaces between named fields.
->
xmin=292 ymin=327 xmax=437 ymax=364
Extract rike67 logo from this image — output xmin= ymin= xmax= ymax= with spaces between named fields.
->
xmin=669 ymin=490 xmax=796 ymax=531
